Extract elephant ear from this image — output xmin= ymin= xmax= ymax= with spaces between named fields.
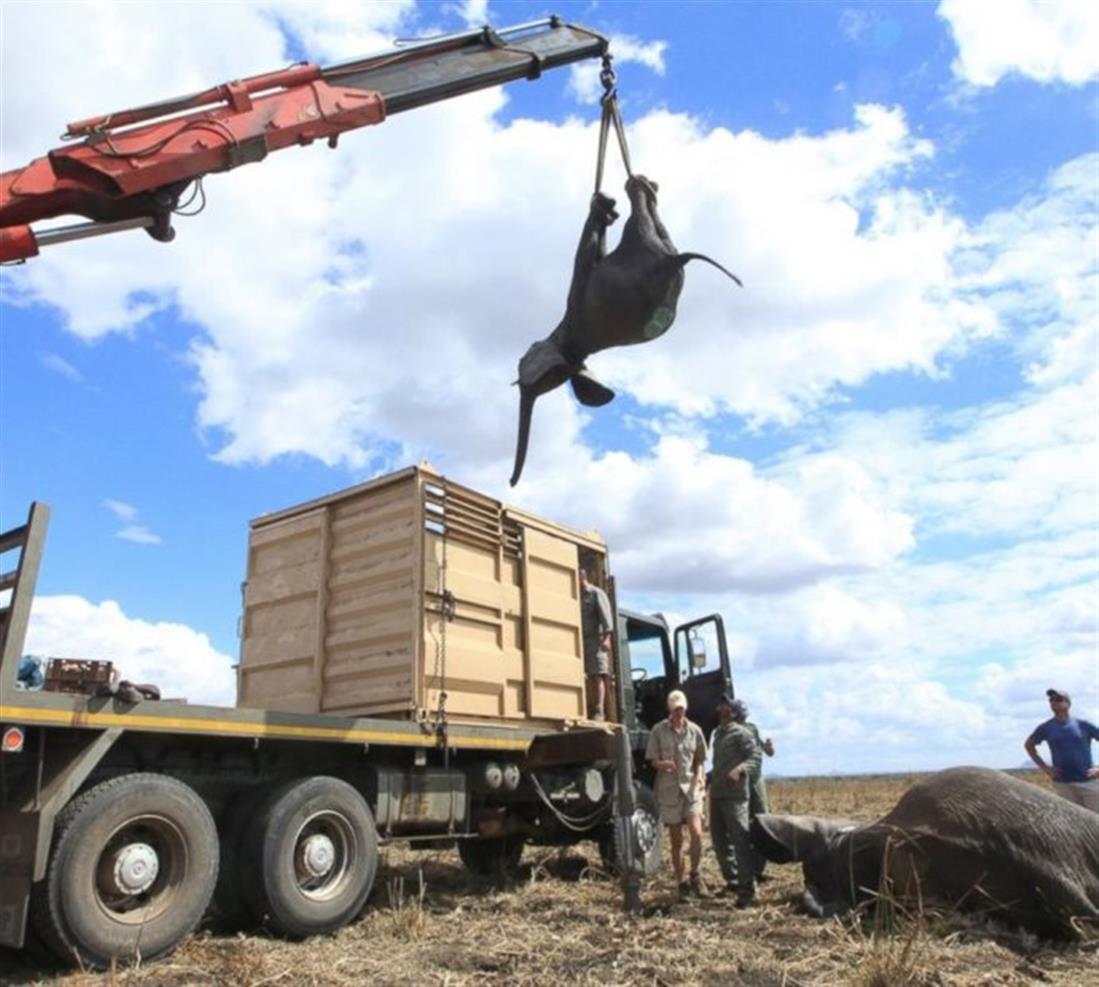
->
xmin=518 ymin=339 xmax=571 ymax=394
xmin=570 ymin=367 xmax=615 ymax=407
xmin=751 ymin=814 xmax=832 ymax=863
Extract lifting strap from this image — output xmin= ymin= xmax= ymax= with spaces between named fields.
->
xmin=594 ymin=53 xmax=633 ymax=196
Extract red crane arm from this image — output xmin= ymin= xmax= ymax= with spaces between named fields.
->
xmin=0 ymin=18 xmax=607 ymax=262
xmin=0 ymin=71 xmax=384 ymax=256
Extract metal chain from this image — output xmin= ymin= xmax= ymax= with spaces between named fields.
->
xmin=593 ymin=53 xmax=633 ymax=195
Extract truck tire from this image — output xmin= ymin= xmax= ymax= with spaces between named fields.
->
xmin=242 ymin=776 xmax=377 ymax=938
xmin=31 ymin=773 xmax=218 ymax=968
xmin=457 ymin=835 xmax=524 ymax=877
xmin=598 ymin=781 xmax=663 ymax=879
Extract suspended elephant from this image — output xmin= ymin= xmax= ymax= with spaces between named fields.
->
xmin=509 ymin=175 xmax=740 ymax=486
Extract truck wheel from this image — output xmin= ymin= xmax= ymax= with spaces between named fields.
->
xmin=243 ymin=776 xmax=377 ymax=938
xmin=598 ymin=782 xmax=663 ymax=879
xmin=457 ymin=835 xmax=524 ymax=877
xmin=31 ymin=773 xmax=218 ymax=968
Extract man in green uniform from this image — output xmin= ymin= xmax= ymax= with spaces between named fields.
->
xmin=646 ymin=689 xmax=708 ymax=898
xmin=710 ymin=694 xmax=762 ymax=907
xmin=730 ymin=698 xmax=773 ymax=880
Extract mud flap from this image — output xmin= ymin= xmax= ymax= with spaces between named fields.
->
xmin=0 ymin=811 xmax=38 ymax=948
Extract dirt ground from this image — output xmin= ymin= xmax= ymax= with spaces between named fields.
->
xmin=2 ymin=772 xmax=1096 ymax=986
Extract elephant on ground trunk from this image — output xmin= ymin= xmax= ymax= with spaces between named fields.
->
xmin=751 ymin=766 xmax=1099 ymax=938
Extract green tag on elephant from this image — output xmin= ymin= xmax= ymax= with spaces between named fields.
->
xmin=643 ymin=305 xmax=675 ymax=340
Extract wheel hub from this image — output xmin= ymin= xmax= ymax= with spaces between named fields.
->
xmin=298 ymin=833 xmax=336 ymax=878
xmin=112 ymin=842 xmax=160 ymax=895
xmin=634 ymin=810 xmax=658 ymax=854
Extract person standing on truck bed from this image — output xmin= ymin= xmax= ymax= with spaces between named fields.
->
xmin=579 ymin=567 xmax=614 ymax=721
xmin=710 ymin=694 xmax=762 ymax=907
xmin=646 ymin=689 xmax=709 ymax=899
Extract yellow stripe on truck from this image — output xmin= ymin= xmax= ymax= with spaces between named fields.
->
xmin=2 ymin=705 xmax=532 ymax=751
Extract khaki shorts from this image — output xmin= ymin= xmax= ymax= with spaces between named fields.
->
xmin=657 ymin=788 xmax=705 ymax=825
xmin=584 ymin=648 xmax=610 ymax=677
xmin=1054 ymin=780 xmax=1099 ymax=814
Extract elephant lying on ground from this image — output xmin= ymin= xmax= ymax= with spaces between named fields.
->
xmin=751 ymin=766 xmax=1099 ymax=938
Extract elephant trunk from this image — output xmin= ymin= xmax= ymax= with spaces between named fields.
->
xmin=509 ymin=388 xmax=537 ymax=487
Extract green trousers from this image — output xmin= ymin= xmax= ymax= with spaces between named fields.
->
xmin=748 ymin=772 xmax=769 ymax=878
xmin=748 ymin=773 xmax=769 ymax=816
xmin=710 ymin=797 xmax=755 ymax=897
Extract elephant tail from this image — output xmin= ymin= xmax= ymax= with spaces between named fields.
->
xmin=677 ymin=252 xmax=742 ymax=287
xmin=509 ymin=387 xmax=536 ymax=487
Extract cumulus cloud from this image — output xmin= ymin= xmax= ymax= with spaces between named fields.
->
xmin=951 ymin=154 xmax=1098 ymax=386
xmin=938 ymin=0 xmax=1099 ymax=87
xmin=442 ymin=0 xmax=489 ymax=28
xmin=25 ymin=595 xmax=237 ymax=706
xmin=4 ymin=91 xmax=952 ymax=475
xmin=2 ymin=2 xmax=1095 ymax=775
xmin=568 ymin=34 xmax=668 ymax=105
xmin=519 ymin=433 xmax=915 ymax=596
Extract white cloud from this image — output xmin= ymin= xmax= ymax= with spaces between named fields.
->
xmin=938 ymin=0 xmax=1099 ymax=87
xmin=40 ymin=353 xmax=82 ymax=381
xmin=25 ymin=596 xmax=237 ymax=707
xmin=442 ymin=0 xmax=489 ymax=27
xmin=518 ymin=433 xmax=915 ymax=597
xmin=104 ymin=500 xmax=161 ymax=545
xmin=3 ymin=92 xmax=951 ymax=474
xmin=3 ymin=2 xmax=1096 ymax=776
xmin=567 ymin=34 xmax=668 ymax=105
xmin=104 ymin=499 xmax=137 ymax=522
xmin=839 ymin=8 xmax=872 ymax=43
xmin=116 ymin=524 xmax=162 ymax=546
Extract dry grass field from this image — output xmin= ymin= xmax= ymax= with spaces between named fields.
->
xmin=2 ymin=771 xmax=1095 ymax=986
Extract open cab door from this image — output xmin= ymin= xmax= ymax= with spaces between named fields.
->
xmin=673 ymin=615 xmax=733 ymax=739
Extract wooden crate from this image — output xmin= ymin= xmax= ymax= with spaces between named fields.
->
xmin=44 ymin=658 xmax=115 ymax=695
xmin=237 ymin=465 xmax=609 ymax=728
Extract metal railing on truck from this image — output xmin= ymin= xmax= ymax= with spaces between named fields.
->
xmin=0 ymin=502 xmax=49 ymax=697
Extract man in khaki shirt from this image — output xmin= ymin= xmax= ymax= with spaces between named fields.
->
xmin=645 ymin=689 xmax=708 ymax=898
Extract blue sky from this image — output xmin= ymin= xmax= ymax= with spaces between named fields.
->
xmin=1 ymin=0 xmax=1096 ymax=774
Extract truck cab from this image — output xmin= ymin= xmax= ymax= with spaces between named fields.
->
xmin=616 ymin=609 xmax=733 ymax=776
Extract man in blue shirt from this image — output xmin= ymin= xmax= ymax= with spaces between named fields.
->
xmin=1025 ymin=688 xmax=1099 ymax=814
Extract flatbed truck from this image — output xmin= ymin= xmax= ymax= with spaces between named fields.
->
xmin=0 ymin=466 xmax=734 ymax=968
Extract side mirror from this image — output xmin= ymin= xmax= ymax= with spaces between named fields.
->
xmin=689 ymin=634 xmax=707 ymax=670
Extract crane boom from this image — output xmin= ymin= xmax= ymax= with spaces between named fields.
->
xmin=0 ymin=17 xmax=607 ymax=263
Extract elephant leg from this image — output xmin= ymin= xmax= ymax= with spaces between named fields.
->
xmin=564 ymin=192 xmax=617 ymax=318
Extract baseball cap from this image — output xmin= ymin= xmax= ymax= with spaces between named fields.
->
xmin=1046 ymin=688 xmax=1071 ymax=703
xmin=667 ymin=689 xmax=688 ymax=711
xmin=716 ymin=692 xmax=735 ymax=707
